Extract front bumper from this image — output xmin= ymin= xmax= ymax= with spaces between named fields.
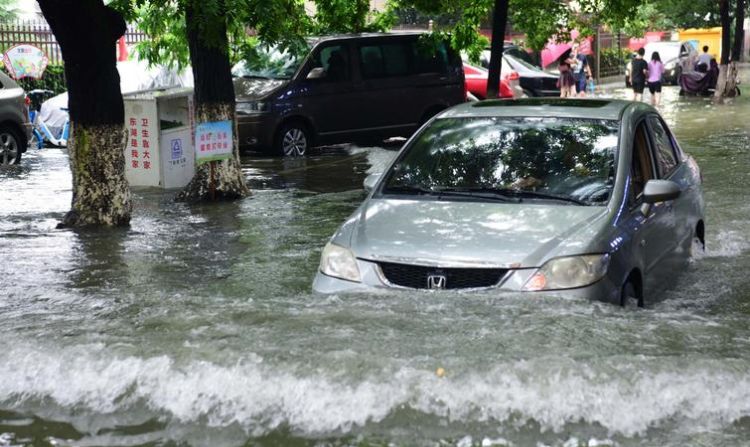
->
xmin=236 ymin=113 xmax=277 ymax=151
xmin=312 ymin=258 xmax=621 ymax=304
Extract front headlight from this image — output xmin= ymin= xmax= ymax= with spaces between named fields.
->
xmin=319 ymin=242 xmax=361 ymax=283
xmin=236 ymin=101 xmax=268 ymax=114
xmin=664 ymin=60 xmax=677 ymax=70
xmin=523 ymin=254 xmax=610 ymax=291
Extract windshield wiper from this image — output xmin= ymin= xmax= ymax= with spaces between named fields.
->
xmin=241 ymin=74 xmax=272 ymax=79
xmin=502 ymin=190 xmax=589 ymax=205
xmin=382 ymin=185 xmax=437 ymax=196
xmin=431 ymin=187 xmax=522 ymax=203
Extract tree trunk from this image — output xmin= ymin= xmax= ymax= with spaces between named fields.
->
xmin=732 ymin=0 xmax=746 ymax=63
xmin=715 ymin=0 xmax=733 ymax=99
xmin=37 ymin=0 xmax=131 ymax=227
xmin=486 ymin=0 xmax=509 ymax=99
xmin=176 ymin=1 xmax=249 ymax=202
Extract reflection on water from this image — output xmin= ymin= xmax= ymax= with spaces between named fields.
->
xmin=1 ymin=82 xmax=750 ymax=446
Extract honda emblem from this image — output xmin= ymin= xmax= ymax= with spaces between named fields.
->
xmin=427 ymin=275 xmax=447 ymax=290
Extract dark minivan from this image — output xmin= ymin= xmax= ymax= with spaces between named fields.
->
xmin=233 ymin=32 xmax=465 ymax=156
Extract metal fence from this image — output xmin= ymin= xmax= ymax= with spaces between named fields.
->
xmin=0 ymin=21 xmax=148 ymax=65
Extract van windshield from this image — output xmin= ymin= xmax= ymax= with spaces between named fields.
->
xmin=232 ymin=44 xmax=310 ymax=80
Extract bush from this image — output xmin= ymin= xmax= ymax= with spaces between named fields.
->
xmin=599 ymin=48 xmax=631 ymax=77
xmin=7 ymin=64 xmax=67 ymax=95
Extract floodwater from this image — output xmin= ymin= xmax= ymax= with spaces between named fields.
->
xmin=2 ymin=79 xmax=750 ymax=447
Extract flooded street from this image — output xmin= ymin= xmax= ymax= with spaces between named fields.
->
xmin=2 ymin=81 xmax=750 ymax=446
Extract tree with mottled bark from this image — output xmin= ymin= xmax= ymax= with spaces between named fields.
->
xmin=38 ymin=0 xmax=132 ymax=227
xmin=714 ymin=0 xmax=745 ymax=99
xmin=175 ymin=1 xmax=249 ymax=202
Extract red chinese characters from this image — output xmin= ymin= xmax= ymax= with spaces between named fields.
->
xmin=127 ymin=116 xmax=152 ymax=170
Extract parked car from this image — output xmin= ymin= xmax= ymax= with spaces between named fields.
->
xmin=625 ymin=41 xmax=698 ymax=87
xmin=479 ymin=52 xmax=560 ymax=97
xmin=313 ymin=98 xmax=705 ymax=307
xmin=233 ymin=32 xmax=465 ymax=156
xmin=0 ymin=70 xmax=31 ymax=165
xmin=463 ymin=63 xmax=516 ymax=99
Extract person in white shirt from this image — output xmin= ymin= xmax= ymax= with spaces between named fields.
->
xmin=697 ymin=46 xmax=712 ymax=71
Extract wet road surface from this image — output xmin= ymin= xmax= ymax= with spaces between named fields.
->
xmin=1 ymin=82 xmax=750 ymax=446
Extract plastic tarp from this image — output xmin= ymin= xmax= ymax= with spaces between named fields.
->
xmin=679 ymin=62 xmax=719 ymax=95
xmin=38 ymin=60 xmax=194 ymax=137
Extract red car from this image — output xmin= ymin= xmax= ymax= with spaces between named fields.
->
xmin=463 ymin=63 xmax=516 ymax=99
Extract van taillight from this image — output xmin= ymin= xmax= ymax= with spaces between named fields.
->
xmin=24 ymin=95 xmax=30 ymax=106
xmin=506 ymin=71 xmax=520 ymax=81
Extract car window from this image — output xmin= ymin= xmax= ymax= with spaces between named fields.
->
xmin=647 ymin=115 xmax=678 ymax=177
xmin=381 ymin=117 xmax=618 ymax=205
xmin=413 ymin=40 xmax=449 ymax=74
xmin=359 ymin=42 xmax=411 ymax=79
xmin=630 ymin=120 xmax=656 ymax=202
xmin=310 ymin=44 xmax=350 ymax=82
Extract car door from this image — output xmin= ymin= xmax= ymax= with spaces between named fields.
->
xmin=296 ymin=41 xmax=361 ymax=140
xmin=626 ymin=118 xmax=674 ymax=294
xmin=646 ymin=114 xmax=695 ymax=252
xmin=354 ymin=37 xmax=422 ymax=137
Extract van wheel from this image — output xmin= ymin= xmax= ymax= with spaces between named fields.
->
xmin=276 ymin=122 xmax=310 ymax=157
xmin=0 ymin=126 xmax=23 ymax=165
xmin=620 ymin=279 xmax=643 ymax=308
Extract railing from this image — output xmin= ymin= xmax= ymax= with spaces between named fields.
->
xmin=0 ymin=20 xmax=148 ymax=65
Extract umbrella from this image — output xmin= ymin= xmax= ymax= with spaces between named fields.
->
xmin=541 ymin=42 xmax=572 ymax=68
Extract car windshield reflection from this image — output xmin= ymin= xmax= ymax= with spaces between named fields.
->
xmin=380 ymin=117 xmax=618 ymax=205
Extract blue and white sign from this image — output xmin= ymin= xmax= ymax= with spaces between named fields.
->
xmin=195 ymin=120 xmax=233 ymax=164
xmin=171 ymin=138 xmax=183 ymax=160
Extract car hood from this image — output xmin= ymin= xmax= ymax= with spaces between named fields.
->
xmin=233 ymin=77 xmax=287 ymax=101
xmin=349 ymin=199 xmax=609 ymax=268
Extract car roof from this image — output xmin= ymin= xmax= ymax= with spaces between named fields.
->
xmin=439 ymin=98 xmax=637 ymax=121
xmin=310 ymin=31 xmax=425 ymax=44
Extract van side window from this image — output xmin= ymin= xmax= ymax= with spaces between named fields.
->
xmin=630 ymin=121 xmax=655 ymax=203
xmin=413 ymin=42 xmax=449 ymax=74
xmin=647 ymin=115 xmax=678 ymax=177
xmin=359 ymin=43 xmax=410 ymax=79
xmin=311 ymin=44 xmax=350 ymax=82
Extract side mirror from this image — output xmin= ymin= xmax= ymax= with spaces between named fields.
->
xmin=306 ymin=67 xmax=326 ymax=80
xmin=363 ymin=173 xmax=382 ymax=192
xmin=643 ymin=179 xmax=681 ymax=204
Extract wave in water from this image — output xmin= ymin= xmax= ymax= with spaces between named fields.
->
xmin=1 ymin=343 xmax=749 ymax=439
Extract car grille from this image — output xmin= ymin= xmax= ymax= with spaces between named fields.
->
xmin=378 ymin=262 xmax=507 ymax=290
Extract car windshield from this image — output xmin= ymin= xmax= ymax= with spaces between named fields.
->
xmin=381 ymin=117 xmax=619 ymax=205
xmin=232 ymin=44 xmax=310 ymax=80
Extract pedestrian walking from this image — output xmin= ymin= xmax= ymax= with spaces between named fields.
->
xmin=629 ymin=47 xmax=648 ymax=102
xmin=647 ymin=51 xmax=664 ymax=106
xmin=570 ymin=44 xmax=592 ymax=97
xmin=557 ymin=59 xmax=576 ymax=98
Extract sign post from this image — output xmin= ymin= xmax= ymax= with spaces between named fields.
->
xmin=195 ymin=120 xmax=233 ymax=200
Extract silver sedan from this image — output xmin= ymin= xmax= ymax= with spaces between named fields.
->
xmin=313 ymin=99 xmax=705 ymax=306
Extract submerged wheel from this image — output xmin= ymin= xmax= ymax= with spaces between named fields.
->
xmin=620 ymin=279 xmax=643 ymax=308
xmin=275 ymin=122 xmax=310 ymax=157
xmin=0 ymin=126 xmax=23 ymax=165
